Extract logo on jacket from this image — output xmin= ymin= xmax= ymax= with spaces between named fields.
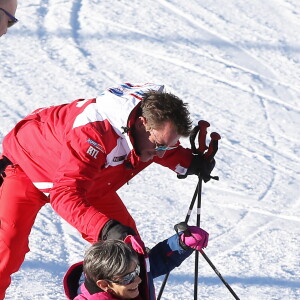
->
xmin=87 ymin=139 xmax=104 ymax=153
xmin=87 ymin=146 xmax=99 ymax=159
xmin=113 ymin=155 xmax=126 ymax=162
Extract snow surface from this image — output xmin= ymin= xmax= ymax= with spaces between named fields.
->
xmin=1 ymin=0 xmax=300 ymax=299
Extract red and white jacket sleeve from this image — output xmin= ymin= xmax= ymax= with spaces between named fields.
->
xmin=49 ymin=124 xmax=110 ymax=243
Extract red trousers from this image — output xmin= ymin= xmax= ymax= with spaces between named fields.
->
xmin=0 ymin=165 xmax=47 ymax=299
xmin=0 ymin=165 xmax=137 ymax=299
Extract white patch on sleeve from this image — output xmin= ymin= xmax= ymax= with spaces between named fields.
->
xmin=175 ymin=164 xmax=188 ymax=175
xmin=105 ymin=138 xmax=129 ymax=167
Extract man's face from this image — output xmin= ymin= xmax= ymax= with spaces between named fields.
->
xmin=134 ymin=117 xmax=180 ymax=162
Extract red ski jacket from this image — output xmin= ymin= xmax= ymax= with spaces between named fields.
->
xmin=2 ymin=83 xmax=193 ymax=242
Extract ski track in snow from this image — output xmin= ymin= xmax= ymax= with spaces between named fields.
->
xmin=107 ymin=34 xmax=299 ymax=112
xmin=1 ymin=0 xmax=300 ymax=299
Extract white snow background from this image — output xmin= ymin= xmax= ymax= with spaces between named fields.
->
xmin=1 ymin=0 xmax=300 ymax=299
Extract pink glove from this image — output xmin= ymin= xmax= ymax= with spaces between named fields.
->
xmin=180 ymin=226 xmax=209 ymax=250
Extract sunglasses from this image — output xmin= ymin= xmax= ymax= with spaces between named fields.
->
xmin=107 ymin=264 xmax=140 ymax=286
xmin=0 ymin=8 xmax=18 ymax=28
xmin=154 ymin=144 xmax=178 ymax=151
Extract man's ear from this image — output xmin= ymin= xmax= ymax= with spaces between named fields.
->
xmin=137 ymin=116 xmax=148 ymax=129
xmin=96 ymin=279 xmax=109 ymax=291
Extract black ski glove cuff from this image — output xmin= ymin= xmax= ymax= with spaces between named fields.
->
xmin=99 ymin=219 xmax=136 ymax=241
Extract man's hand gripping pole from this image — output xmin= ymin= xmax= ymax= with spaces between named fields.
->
xmin=178 ymin=120 xmax=221 ymax=181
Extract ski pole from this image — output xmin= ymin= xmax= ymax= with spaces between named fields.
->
xmin=194 ymin=174 xmax=203 ymax=299
xmin=157 ymin=180 xmax=201 ymax=300
xmin=157 ymin=184 xmax=199 ymax=300
xmin=191 ymin=120 xmax=210 ymax=153
xmin=174 ymin=221 xmax=241 ymax=300
xmin=159 ymin=122 xmax=236 ymax=299
xmin=185 ymin=183 xmax=199 ymax=223
xmin=156 ymin=271 xmax=170 ymax=300
xmin=192 ymin=125 xmax=219 ymax=298
xmin=199 ymin=249 xmax=241 ymax=300
xmin=190 ymin=132 xmax=240 ymax=300
xmin=158 ymin=121 xmax=217 ymax=300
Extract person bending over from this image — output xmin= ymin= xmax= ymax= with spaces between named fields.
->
xmin=0 ymin=82 xmax=214 ymax=298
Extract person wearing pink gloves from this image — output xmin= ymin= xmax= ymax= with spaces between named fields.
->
xmin=64 ymin=225 xmax=209 ymax=300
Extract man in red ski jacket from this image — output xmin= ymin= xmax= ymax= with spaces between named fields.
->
xmin=0 ymin=82 xmax=211 ymax=299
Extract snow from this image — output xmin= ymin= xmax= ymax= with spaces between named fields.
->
xmin=1 ymin=0 xmax=300 ymax=299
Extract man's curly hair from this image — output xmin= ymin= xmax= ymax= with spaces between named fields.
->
xmin=141 ymin=90 xmax=192 ymax=137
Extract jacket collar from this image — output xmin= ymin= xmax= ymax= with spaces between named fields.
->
xmin=95 ymin=89 xmax=141 ymax=169
xmin=95 ymin=83 xmax=164 ymax=162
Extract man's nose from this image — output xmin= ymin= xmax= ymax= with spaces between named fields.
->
xmin=156 ymin=150 xmax=166 ymax=158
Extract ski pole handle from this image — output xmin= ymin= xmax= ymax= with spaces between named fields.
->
xmin=189 ymin=120 xmax=210 ymax=154
xmin=204 ymin=132 xmax=221 ymax=161
xmin=197 ymin=120 xmax=210 ymax=154
xmin=189 ymin=125 xmax=200 ymax=153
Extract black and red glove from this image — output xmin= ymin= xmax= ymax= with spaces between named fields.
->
xmin=178 ymin=155 xmax=215 ymax=182
xmin=100 ymin=219 xmax=137 ymax=241
xmin=0 ymin=156 xmax=12 ymax=187
xmin=185 ymin=155 xmax=215 ymax=182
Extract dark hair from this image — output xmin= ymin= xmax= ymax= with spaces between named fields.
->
xmin=83 ymin=240 xmax=138 ymax=283
xmin=141 ymin=90 xmax=192 ymax=137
